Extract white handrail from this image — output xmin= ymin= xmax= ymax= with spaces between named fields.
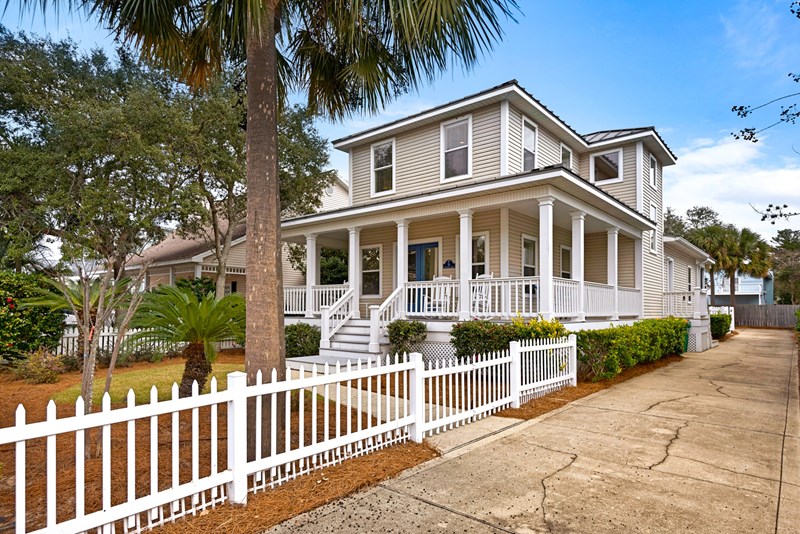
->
xmin=312 ymin=284 xmax=349 ymax=314
xmin=469 ymin=276 xmax=539 ymax=319
xmin=584 ymin=281 xmax=614 ymax=318
xmin=320 ymin=288 xmax=355 ymax=349
xmin=369 ymin=285 xmax=405 ymax=353
xmin=553 ymin=277 xmax=580 ymax=318
xmin=405 ymin=279 xmax=459 ymax=318
xmin=617 ymin=286 xmax=641 ymax=318
xmin=663 ymin=291 xmax=694 ymax=318
xmin=283 ymin=286 xmax=307 ymax=315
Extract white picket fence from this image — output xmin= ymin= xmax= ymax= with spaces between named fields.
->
xmin=1 ymin=335 xmax=577 ymax=534
xmin=57 ymin=327 xmax=240 ymax=357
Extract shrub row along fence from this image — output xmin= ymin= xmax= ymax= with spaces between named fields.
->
xmin=57 ymin=326 xmax=239 ymax=357
xmin=733 ymin=304 xmax=800 ymax=329
xmin=1 ymin=335 xmax=576 ymax=534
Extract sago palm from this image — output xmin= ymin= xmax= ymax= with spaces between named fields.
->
xmin=130 ymin=286 xmax=245 ymax=397
xmin=19 ymin=0 xmax=518 ymax=384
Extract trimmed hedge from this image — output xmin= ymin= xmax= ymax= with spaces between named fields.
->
xmin=576 ymin=318 xmax=689 ymax=381
xmin=0 ymin=272 xmax=65 ymax=361
xmin=285 ymin=323 xmax=321 ymax=358
xmin=450 ymin=317 xmax=568 ymax=359
xmin=795 ymin=309 xmax=800 ymax=334
xmin=387 ymin=320 xmax=427 ymax=356
xmin=710 ymin=314 xmax=732 ymax=340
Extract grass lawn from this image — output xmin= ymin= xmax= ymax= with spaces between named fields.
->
xmin=51 ymin=363 xmax=244 ymax=405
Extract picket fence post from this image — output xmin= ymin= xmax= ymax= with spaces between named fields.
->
xmin=568 ymin=334 xmax=577 ymax=386
xmin=226 ymin=372 xmax=248 ymax=505
xmin=509 ymin=341 xmax=522 ymax=408
xmin=408 ymin=352 xmax=425 ymax=443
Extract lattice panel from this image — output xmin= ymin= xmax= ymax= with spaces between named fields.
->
xmin=410 ymin=342 xmax=457 ymax=365
xmin=687 ymin=332 xmax=698 ymax=352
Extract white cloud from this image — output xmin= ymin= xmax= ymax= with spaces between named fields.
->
xmin=664 ymin=136 xmax=800 ymax=240
xmin=720 ymin=0 xmax=800 ymax=73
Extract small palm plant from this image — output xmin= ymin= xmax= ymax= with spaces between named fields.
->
xmin=131 ymin=286 xmax=245 ymax=397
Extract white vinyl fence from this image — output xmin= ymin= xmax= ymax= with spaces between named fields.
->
xmin=57 ymin=327 xmax=240 ymax=357
xmin=1 ymin=335 xmax=576 ymax=534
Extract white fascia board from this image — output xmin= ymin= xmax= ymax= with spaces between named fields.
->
xmin=508 ymin=87 xmax=587 ymax=147
xmin=128 ymin=257 xmax=202 ymax=269
xmin=588 ymin=132 xmax=677 ymax=165
xmin=663 ymin=236 xmax=713 ymax=263
xmin=282 ymin=168 xmax=655 ymax=232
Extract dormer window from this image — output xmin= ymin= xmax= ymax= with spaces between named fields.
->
xmin=590 ymin=148 xmax=623 ymax=184
xmin=441 ymin=116 xmax=472 ymax=181
xmin=523 ymin=119 xmax=537 ymax=172
xmin=371 ymin=139 xmax=395 ymax=197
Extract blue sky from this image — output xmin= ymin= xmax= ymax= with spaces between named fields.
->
xmin=4 ymin=0 xmax=800 ymax=239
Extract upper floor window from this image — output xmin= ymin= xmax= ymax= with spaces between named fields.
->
xmin=561 ymin=144 xmax=572 ymax=170
xmin=590 ymin=148 xmax=623 ymax=183
xmin=649 ymin=203 xmax=658 ymax=253
xmin=371 ymin=139 xmax=395 ymax=197
xmin=441 ymin=116 xmax=471 ymax=181
xmin=649 ymin=155 xmax=658 ymax=189
xmin=523 ymin=119 xmax=537 ymax=172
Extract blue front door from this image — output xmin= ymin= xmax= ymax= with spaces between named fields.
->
xmin=408 ymin=242 xmax=438 ymax=313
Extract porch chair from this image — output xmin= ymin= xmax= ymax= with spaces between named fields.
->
xmin=426 ymin=275 xmax=453 ymax=315
xmin=472 ymin=272 xmax=494 ymax=316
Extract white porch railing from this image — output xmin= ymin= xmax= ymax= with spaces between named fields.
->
xmin=2 ymin=336 xmax=577 ymax=534
xmin=405 ymin=279 xmax=460 ymax=318
xmin=553 ymin=277 xmax=580 ymax=318
xmin=58 ymin=327 xmax=188 ymax=356
xmin=369 ymin=286 xmax=406 ymax=353
xmin=313 ymin=284 xmax=349 ymax=313
xmin=320 ymin=288 xmax=355 ymax=349
xmin=584 ymin=282 xmax=615 ymax=317
xmin=469 ymin=277 xmax=540 ymax=319
xmin=663 ymin=290 xmax=699 ymax=318
xmin=284 ymin=286 xmax=307 ymax=315
xmin=617 ymin=287 xmax=641 ymax=317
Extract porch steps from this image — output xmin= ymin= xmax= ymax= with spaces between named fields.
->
xmin=319 ymin=318 xmax=384 ymax=359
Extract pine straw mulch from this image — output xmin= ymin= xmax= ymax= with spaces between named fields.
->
xmin=158 ymin=441 xmax=437 ymax=534
xmin=495 ymin=354 xmax=685 ymax=420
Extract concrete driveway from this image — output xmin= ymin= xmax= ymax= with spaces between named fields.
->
xmin=268 ymin=328 xmax=800 ymax=533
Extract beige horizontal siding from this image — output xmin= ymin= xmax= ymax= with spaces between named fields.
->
xmin=508 ymin=106 xmax=523 ymax=174
xmin=618 ymin=235 xmax=635 ymax=288
xmin=584 ymin=233 xmax=607 ymax=284
xmin=537 ymin=126 xmax=561 ymax=168
xmin=594 ymin=144 xmax=637 ymax=210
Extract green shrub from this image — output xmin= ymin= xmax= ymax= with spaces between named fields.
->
xmin=0 ymin=272 xmax=65 ymax=361
xmin=285 ymin=323 xmax=321 ymax=358
xmin=710 ymin=314 xmax=732 ymax=340
xmin=387 ymin=320 xmax=428 ymax=355
xmin=795 ymin=309 xmax=800 ymax=333
xmin=450 ymin=316 xmax=568 ymax=359
xmin=576 ymin=317 xmax=689 ymax=382
xmin=61 ymin=352 xmax=82 ymax=372
xmin=13 ymin=348 xmax=65 ymax=383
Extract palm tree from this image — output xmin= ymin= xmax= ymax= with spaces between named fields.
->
xmin=130 ymin=286 xmax=245 ymax=397
xmin=19 ymin=0 xmax=517 ymax=384
xmin=686 ymin=224 xmax=735 ymax=305
xmin=724 ymin=227 xmax=771 ymax=307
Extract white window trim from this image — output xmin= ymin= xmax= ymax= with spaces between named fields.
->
xmin=649 ymin=154 xmax=658 ymax=191
xmin=440 ymin=115 xmax=473 ymax=183
xmin=360 ymin=244 xmax=383 ymax=297
xmin=455 ymin=231 xmax=490 ymax=279
xmin=589 ymin=148 xmax=624 ymax=185
xmin=559 ymin=245 xmax=572 ymax=279
xmin=649 ymin=202 xmax=658 ymax=255
xmin=370 ymin=138 xmax=396 ymax=199
xmin=521 ymin=234 xmax=538 ymax=277
xmin=521 ymin=117 xmax=539 ymax=173
xmin=560 ymin=143 xmax=573 ymax=171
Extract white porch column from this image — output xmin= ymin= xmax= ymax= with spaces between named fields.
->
xmin=458 ymin=209 xmax=473 ymax=320
xmin=634 ymin=236 xmax=644 ymax=318
xmin=607 ymin=227 xmax=619 ymax=320
xmin=194 ymin=264 xmax=202 ymax=278
xmin=396 ymin=219 xmax=409 ymax=287
xmin=348 ymin=227 xmax=361 ymax=318
xmin=570 ymin=210 xmax=586 ymax=322
xmin=538 ymin=197 xmax=555 ymax=320
xmin=305 ymin=234 xmax=318 ymax=318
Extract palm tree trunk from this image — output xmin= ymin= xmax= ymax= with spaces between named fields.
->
xmin=709 ymin=268 xmax=716 ymax=306
xmin=245 ymin=2 xmax=286 ymax=459
xmin=729 ymin=270 xmax=736 ymax=308
xmin=179 ymin=342 xmax=212 ymax=397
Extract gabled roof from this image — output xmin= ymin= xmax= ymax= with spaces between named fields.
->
xmin=134 ymin=224 xmax=246 ymax=266
xmin=663 ymin=236 xmax=714 ymax=264
xmin=332 ymin=81 xmax=677 ymax=164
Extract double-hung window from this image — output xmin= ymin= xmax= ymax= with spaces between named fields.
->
xmin=472 ymin=235 xmax=487 ymax=277
xmin=560 ymin=246 xmax=572 ymax=279
xmin=441 ymin=117 xmax=471 ymax=180
xmin=361 ymin=246 xmax=381 ymax=296
xmin=371 ymin=140 xmax=395 ymax=196
xmin=687 ymin=267 xmax=692 ymax=292
xmin=649 ymin=155 xmax=658 ymax=189
xmin=523 ymin=119 xmax=537 ymax=172
xmin=649 ymin=203 xmax=658 ymax=253
xmin=561 ymin=144 xmax=572 ymax=169
xmin=522 ymin=237 xmax=537 ymax=277
xmin=590 ymin=149 xmax=623 ymax=183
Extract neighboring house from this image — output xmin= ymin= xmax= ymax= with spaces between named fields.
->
xmin=131 ymin=176 xmax=350 ymax=292
xmin=710 ymin=271 xmax=774 ymax=305
xmin=279 ymin=80 xmax=715 ymax=358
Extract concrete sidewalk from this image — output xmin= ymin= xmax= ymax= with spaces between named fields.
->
xmin=268 ymin=329 xmax=800 ymax=533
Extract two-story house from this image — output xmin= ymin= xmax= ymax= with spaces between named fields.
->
xmin=280 ymin=81 xmax=714 ymax=358
xmin=710 ymin=271 xmax=774 ymax=305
